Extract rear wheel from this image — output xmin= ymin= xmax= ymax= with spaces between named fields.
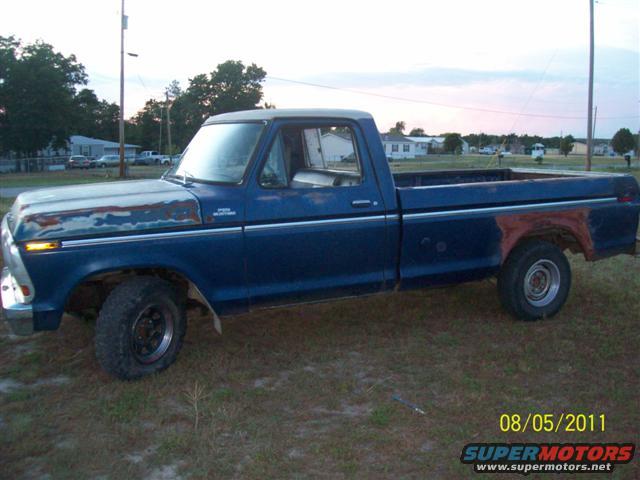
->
xmin=95 ymin=276 xmax=186 ymax=380
xmin=498 ymin=240 xmax=571 ymax=321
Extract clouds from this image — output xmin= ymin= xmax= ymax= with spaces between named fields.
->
xmin=302 ymin=46 xmax=637 ymax=90
xmin=1 ymin=0 xmax=638 ymax=137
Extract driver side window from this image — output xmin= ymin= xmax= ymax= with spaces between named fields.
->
xmin=259 ymin=125 xmax=362 ymax=189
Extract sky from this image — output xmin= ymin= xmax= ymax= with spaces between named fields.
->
xmin=1 ymin=0 xmax=639 ymax=137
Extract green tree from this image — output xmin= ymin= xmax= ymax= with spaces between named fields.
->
xmin=611 ymin=128 xmax=635 ymax=156
xmin=559 ymin=135 xmax=575 ymax=157
xmin=409 ymin=127 xmax=425 ymax=136
xmin=388 ymin=121 xmax=406 ymax=136
xmin=478 ymin=133 xmax=492 ymax=147
xmin=73 ymin=88 xmax=120 ymax=141
xmin=151 ymin=61 xmax=266 ymax=151
xmin=0 ymin=36 xmax=86 ymax=157
xmin=210 ymin=61 xmax=266 ymax=113
xmin=443 ymin=133 xmax=463 ymax=154
xmin=518 ymin=134 xmax=543 ymax=149
xmin=128 ymin=99 xmax=164 ymax=151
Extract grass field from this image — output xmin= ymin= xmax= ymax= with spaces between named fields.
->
xmin=388 ymin=153 xmax=639 ymax=173
xmin=0 ymin=164 xmax=639 ymax=478
xmin=0 ymin=165 xmax=167 ymax=188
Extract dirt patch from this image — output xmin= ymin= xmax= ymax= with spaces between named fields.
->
xmin=147 ymin=463 xmax=183 ymax=480
xmin=33 ymin=375 xmax=71 ymax=388
xmin=312 ymin=401 xmax=372 ymax=418
xmin=126 ymin=445 xmax=158 ymax=465
xmin=0 ymin=378 xmax=23 ymax=393
xmin=11 ymin=343 xmax=36 ymax=357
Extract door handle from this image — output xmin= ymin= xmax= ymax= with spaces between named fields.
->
xmin=351 ymin=199 xmax=372 ymax=208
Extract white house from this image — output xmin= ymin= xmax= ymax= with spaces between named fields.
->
xmin=407 ymin=136 xmax=470 ymax=155
xmin=405 ymin=136 xmax=431 ymax=155
xmin=38 ymin=135 xmax=140 ymax=158
xmin=320 ymin=132 xmax=355 ymax=162
xmin=380 ymin=134 xmax=416 ymax=159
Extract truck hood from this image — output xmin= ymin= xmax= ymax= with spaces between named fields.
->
xmin=8 ymin=179 xmax=202 ymax=242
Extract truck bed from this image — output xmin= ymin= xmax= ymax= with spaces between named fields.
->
xmin=393 ymin=168 xmax=639 ymax=288
xmin=393 ymin=167 xmax=598 ymax=188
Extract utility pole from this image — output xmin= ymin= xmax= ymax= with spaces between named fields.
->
xmin=586 ymin=0 xmax=595 ymax=171
xmin=592 ymin=105 xmax=598 ymax=140
xmin=158 ymin=106 xmax=163 ymax=153
xmin=166 ymin=91 xmax=172 ymax=156
xmin=118 ymin=0 xmax=127 ymax=178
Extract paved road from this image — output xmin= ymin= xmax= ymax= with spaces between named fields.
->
xmin=0 ymin=186 xmax=42 ymax=198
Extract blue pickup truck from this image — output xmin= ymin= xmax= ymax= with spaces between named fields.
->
xmin=2 ymin=109 xmax=639 ymax=379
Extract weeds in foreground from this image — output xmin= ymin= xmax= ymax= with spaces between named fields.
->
xmin=184 ymin=381 xmax=209 ymax=432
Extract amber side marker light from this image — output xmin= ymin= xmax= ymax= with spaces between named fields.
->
xmin=25 ymin=241 xmax=60 ymax=252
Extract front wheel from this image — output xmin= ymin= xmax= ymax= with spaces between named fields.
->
xmin=95 ymin=276 xmax=186 ymax=380
xmin=498 ymin=240 xmax=571 ymax=321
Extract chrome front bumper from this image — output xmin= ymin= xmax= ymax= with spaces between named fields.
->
xmin=1 ymin=267 xmax=34 ymax=336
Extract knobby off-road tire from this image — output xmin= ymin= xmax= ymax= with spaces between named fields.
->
xmin=498 ymin=240 xmax=571 ymax=321
xmin=95 ymin=276 xmax=186 ymax=380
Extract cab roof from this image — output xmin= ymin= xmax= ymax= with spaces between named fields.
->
xmin=204 ymin=108 xmax=373 ymax=124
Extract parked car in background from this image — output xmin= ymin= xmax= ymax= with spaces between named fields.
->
xmin=479 ymin=147 xmax=496 ymax=155
xmin=66 ymin=155 xmax=94 ymax=169
xmin=95 ymin=155 xmax=125 ymax=168
xmin=136 ymin=151 xmax=164 ymax=165
xmin=133 ymin=156 xmax=152 ymax=166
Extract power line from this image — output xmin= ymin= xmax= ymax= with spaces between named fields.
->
xmin=509 ymin=49 xmax=559 ymax=132
xmin=265 ymin=75 xmax=639 ymax=120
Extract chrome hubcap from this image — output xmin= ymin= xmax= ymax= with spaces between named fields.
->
xmin=524 ymin=259 xmax=561 ymax=307
xmin=131 ymin=304 xmax=174 ymax=364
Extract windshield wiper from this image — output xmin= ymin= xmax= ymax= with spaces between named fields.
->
xmin=180 ymin=170 xmax=195 ymax=185
xmin=164 ymin=170 xmax=194 ymax=185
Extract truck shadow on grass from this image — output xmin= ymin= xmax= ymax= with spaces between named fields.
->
xmin=0 ymin=254 xmax=638 ymax=479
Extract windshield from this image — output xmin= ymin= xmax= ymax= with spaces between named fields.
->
xmin=170 ymin=122 xmax=265 ymax=184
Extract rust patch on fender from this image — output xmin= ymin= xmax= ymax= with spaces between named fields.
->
xmin=496 ymin=208 xmax=595 ymax=262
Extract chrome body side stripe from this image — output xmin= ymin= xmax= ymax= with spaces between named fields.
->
xmin=402 ymin=197 xmax=617 ymax=221
xmin=244 ymin=215 xmax=387 ymax=232
xmin=61 ymin=226 xmax=242 ymax=248
xmin=58 ymin=199 xmax=612 ymax=248
xmin=61 ymin=215 xmax=392 ymax=247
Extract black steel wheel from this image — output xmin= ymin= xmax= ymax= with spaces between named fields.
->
xmin=95 ymin=276 xmax=186 ymax=380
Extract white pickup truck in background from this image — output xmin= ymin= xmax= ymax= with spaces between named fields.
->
xmin=134 ymin=150 xmax=164 ymax=165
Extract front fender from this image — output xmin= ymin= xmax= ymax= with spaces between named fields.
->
xmin=21 ymin=229 xmax=247 ymax=330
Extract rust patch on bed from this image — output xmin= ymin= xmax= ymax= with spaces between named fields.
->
xmin=496 ymin=208 xmax=595 ymax=261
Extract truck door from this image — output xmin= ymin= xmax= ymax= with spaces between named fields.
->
xmin=244 ymin=119 xmax=388 ymax=306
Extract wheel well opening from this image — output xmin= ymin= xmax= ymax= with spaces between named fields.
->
xmin=513 ymin=228 xmax=587 ymax=259
xmin=64 ymin=267 xmax=201 ymax=317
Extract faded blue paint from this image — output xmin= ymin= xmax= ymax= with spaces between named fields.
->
xmin=10 ymin=180 xmax=202 ymax=241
